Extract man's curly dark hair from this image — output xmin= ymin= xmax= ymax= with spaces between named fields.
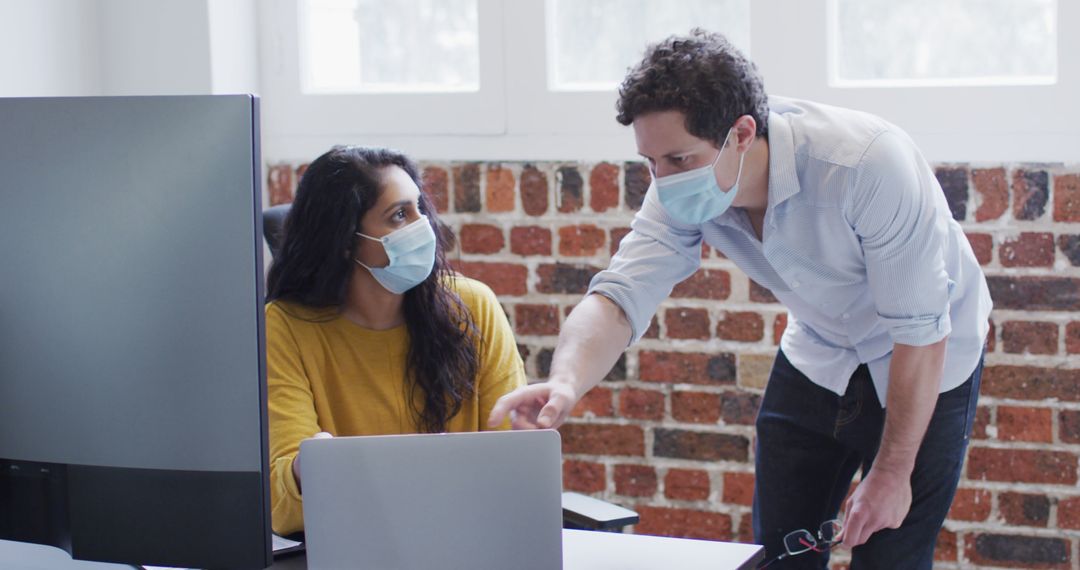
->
xmin=616 ymin=29 xmax=769 ymax=145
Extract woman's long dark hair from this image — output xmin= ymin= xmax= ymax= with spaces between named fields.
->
xmin=267 ymin=146 xmax=479 ymax=433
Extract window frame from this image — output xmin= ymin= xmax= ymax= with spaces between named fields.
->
xmin=258 ymin=0 xmax=1080 ymax=163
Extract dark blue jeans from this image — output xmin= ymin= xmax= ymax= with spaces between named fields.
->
xmin=752 ymin=349 xmax=983 ymax=569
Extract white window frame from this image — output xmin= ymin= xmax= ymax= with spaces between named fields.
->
xmin=258 ymin=0 xmax=1080 ymax=164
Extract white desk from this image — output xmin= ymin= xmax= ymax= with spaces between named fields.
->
xmin=269 ymin=530 xmax=763 ymax=570
xmin=2 ymin=531 xmax=764 ymax=570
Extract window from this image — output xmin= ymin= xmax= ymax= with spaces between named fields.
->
xmin=829 ymin=0 xmax=1056 ymax=87
xmin=546 ymin=0 xmax=750 ymax=91
xmin=299 ymin=0 xmax=480 ymax=93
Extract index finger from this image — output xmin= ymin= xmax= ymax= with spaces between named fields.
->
xmin=487 ymin=384 xmax=549 ymax=428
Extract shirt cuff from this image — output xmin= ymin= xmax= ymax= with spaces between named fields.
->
xmin=586 ymin=283 xmax=646 ymax=346
xmin=880 ymin=310 xmax=952 ymax=346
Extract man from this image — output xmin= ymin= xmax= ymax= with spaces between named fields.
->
xmin=488 ymin=29 xmax=991 ymax=569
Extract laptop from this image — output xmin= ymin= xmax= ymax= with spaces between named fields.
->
xmin=300 ymin=430 xmax=564 ymax=570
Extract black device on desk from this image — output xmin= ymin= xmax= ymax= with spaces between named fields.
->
xmin=0 ymin=95 xmax=272 ymax=569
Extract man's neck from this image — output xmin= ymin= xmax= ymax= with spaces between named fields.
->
xmin=739 ymin=136 xmax=771 ymax=215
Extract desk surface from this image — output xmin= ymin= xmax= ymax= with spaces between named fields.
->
xmin=2 ymin=531 xmax=763 ymax=570
xmin=271 ymin=530 xmax=763 ymax=570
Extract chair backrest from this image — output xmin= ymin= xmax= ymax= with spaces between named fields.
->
xmin=263 ymin=203 xmax=292 ymax=259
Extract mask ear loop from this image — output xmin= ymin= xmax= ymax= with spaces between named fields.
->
xmin=354 ymin=231 xmax=387 ymax=271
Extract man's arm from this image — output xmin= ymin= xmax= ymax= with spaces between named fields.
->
xmin=487 ymin=294 xmax=631 ymax=429
xmin=489 ymin=187 xmax=704 ymax=429
xmin=840 ymin=338 xmax=947 ymax=547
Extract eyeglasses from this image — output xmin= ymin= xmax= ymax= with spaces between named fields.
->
xmin=757 ymin=519 xmax=843 ymax=569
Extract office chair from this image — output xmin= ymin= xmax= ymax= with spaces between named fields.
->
xmin=262 ymin=203 xmax=639 ymax=532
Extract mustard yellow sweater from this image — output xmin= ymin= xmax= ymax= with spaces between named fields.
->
xmin=266 ymin=276 xmax=526 ymax=535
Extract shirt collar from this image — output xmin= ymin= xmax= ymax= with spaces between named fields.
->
xmin=765 ymin=108 xmax=802 ymax=214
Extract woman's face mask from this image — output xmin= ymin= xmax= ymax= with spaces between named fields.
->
xmin=354 ymin=215 xmax=436 ymax=294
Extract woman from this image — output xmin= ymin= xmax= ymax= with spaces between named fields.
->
xmin=265 ymin=146 xmax=525 ymax=535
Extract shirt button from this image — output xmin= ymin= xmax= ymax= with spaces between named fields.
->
xmin=791 ymin=280 xmax=801 ymax=288
xmin=842 ymin=313 xmax=850 ymax=320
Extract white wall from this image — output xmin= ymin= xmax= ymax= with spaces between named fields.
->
xmin=0 ymin=0 xmax=102 ymax=96
xmin=98 ymin=0 xmax=212 ymax=95
xmin=0 ymin=0 xmax=258 ymax=97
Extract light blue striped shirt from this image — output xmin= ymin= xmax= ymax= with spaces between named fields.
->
xmin=589 ymin=97 xmax=992 ymax=402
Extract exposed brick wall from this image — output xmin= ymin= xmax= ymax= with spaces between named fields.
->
xmin=268 ymin=161 xmax=1080 ymax=569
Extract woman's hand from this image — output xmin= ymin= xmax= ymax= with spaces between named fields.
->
xmin=291 ymin=431 xmax=333 ymax=491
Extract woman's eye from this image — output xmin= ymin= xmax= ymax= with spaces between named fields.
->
xmin=393 ymin=208 xmax=407 ymax=221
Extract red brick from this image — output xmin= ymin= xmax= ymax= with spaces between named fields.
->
xmin=716 ymin=311 xmax=765 ymax=342
xmin=653 ymin=429 xmax=749 ymax=462
xmin=537 ymin=263 xmax=602 ymax=295
xmin=1012 ymin=169 xmax=1050 ymax=221
xmin=267 ymin=163 xmax=295 ymax=206
xmin=618 ymin=388 xmax=665 ymax=421
xmin=452 ymin=163 xmax=481 ymax=212
xmin=982 ymin=365 xmax=1080 ymax=401
xmin=1060 ymin=410 xmax=1080 ymax=444
xmin=720 ymin=391 xmax=761 ymax=425
xmin=966 ymin=232 xmax=993 ymax=265
xmin=972 ymin=167 xmax=1008 ymax=222
xmin=452 ymin=261 xmax=527 ymax=296
xmin=485 ymin=165 xmax=515 ymax=212
xmin=773 ymin=313 xmax=787 ymax=345
xmin=569 ymin=387 xmax=614 ymax=418
xmin=987 ymin=318 xmax=996 ymax=352
xmin=559 ymin=423 xmax=644 ymax=456
xmin=638 ymin=351 xmax=736 ymax=385
xmin=1060 ymin=234 xmax=1080 ymax=266
xmin=672 ymin=269 xmax=731 ymax=300
xmin=421 ymin=165 xmax=450 ymax=213
xmin=1058 ymin=496 xmax=1080 ymax=529
xmin=671 ymin=391 xmax=721 ymax=424
xmin=459 ymin=223 xmax=504 ymax=254
xmin=509 ymin=225 xmax=551 ymax=256
xmin=589 ymin=162 xmax=619 ymax=212
xmin=613 ymin=464 xmax=657 ymax=497
xmin=722 ymin=472 xmax=754 ymax=506
xmin=556 ymin=166 xmax=584 ymax=213
xmin=558 ymin=225 xmax=606 ymax=257
xmin=736 ymin=514 xmax=753 ymax=544
xmin=967 ymin=447 xmax=1077 ymax=485
xmin=634 ymin=506 xmax=732 ymax=541
xmin=642 ymin=316 xmax=661 ymax=339
xmin=936 ymin=166 xmax=969 ymax=220
xmin=665 ymin=307 xmax=711 ymax=340
xmin=295 ymin=163 xmax=309 ymax=181
xmin=997 ymin=406 xmax=1053 ymax=442
xmin=986 ymin=276 xmax=1080 ymax=311
xmin=1054 ymin=173 xmax=1080 ymax=222
xmin=936 ymin=528 xmax=958 ymax=562
xmin=1066 ymin=322 xmax=1080 ymax=354
xmin=623 ymin=162 xmax=651 ymax=210
xmin=664 ymin=469 xmax=710 ymax=501
xmin=514 ymin=304 xmax=559 ymax=336
xmin=749 ymin=280 xmax=778 ymax=303
xmin=1002 ymin=321 xmax=1059 ymax=355
xmin=1000 ymin=232 xmax=1055 ymax=267
xmin=563 ymin=459 xmax=605 ymax=493
xmin=609 ymin=227 xmax=632 ymax=256
xmin=972 ymin=405 xmax=991 ymax=440
xmin=965 ymin=533 xmax=1070 ymax=569
xmin=998 ymin=492 xmax=1050 ymax=527
xmin=520 ymin=164 xmax=549 ymax=216
xmin=948 ymin=487 xmax=991 ymax=521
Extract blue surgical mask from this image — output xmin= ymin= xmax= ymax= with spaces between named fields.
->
xmin=355 ymin=216 xmax=436 ymax=294
xmin=654 ymin=128 xmax=747 ymax=225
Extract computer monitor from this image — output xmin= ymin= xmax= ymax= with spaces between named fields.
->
xmin=0 ymin=96 xmax=271 ymax=569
